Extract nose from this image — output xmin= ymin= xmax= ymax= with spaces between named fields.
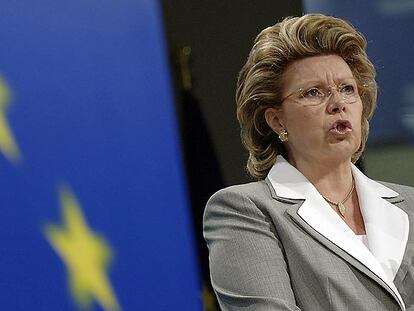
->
xmin=326 ymin=89 xmax=346 ymax=114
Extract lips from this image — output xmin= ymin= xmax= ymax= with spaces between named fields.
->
xmin=329 ymin=120 xmax=352 ymax=135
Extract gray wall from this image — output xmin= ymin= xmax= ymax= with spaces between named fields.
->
xmin=365 ymin=145 xmax=414 ymax=186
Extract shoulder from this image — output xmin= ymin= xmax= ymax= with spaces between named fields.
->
xmin=378 ymin=181 xmax=414 ymax=199
xmin=203 ymin=180 xmax=278 ymax=222
xmin=205 ymin=180 xmax=280 ymax=210
xmin=209 ymin=180 xmax=271 ymax=202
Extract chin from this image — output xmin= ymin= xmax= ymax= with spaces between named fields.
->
xmin=323 ymin=146 xmax=355 ymax=162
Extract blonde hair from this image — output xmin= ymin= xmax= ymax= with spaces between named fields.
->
xmin=236 ymin=13 xmax=377 ymax=179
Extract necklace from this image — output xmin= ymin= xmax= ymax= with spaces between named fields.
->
xmin=321 ymin=180 xmax=355 ymax=218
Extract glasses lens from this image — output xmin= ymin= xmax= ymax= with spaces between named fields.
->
xmin=310 ymin=85 xmax=359 ymax=106
xmin=289 ymin=82 xmax=361 ymax=106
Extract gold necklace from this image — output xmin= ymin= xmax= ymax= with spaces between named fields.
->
xmin=321 ymin=180 xmax=355 ymax=218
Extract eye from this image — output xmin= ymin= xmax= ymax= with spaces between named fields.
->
xmin=340 ymin=84 xmax=356 ymax=95
xmin=302 ymin=87 xmax=323 ymax=98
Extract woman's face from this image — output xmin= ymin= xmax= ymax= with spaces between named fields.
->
xmin=266 ymin=54 xmax=363 ymax=165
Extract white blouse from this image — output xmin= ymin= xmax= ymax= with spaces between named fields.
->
xmin=356 ymin=234 xmax=369 ymax=248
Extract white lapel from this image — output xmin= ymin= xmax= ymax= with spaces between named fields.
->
xmin=351 ymin=165 xmax=409 ymax=282
xmin=267 ymin=156 xmax=407 ymax=310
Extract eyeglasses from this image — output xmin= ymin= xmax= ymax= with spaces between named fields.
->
xmin=281 ymin=81 xmax=362 ymax=106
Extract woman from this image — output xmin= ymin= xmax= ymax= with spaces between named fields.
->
xmin=203 ymin=14 xmax=414 ymax=311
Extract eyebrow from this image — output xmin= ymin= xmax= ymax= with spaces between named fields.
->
xmin=292 ymin=77 xmax=357 ymax=89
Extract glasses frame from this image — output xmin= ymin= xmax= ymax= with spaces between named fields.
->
xmin=280 ymin=81 xmax=365 ymax=107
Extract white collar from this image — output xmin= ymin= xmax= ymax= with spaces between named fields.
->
xmin=267 ymin=155 xmax=408 ymax=310
xmin=267 ymin=155 xmax=398 ymax=200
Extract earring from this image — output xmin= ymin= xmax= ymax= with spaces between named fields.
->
xmin=278 ymin=129 xmax=288 ymax=142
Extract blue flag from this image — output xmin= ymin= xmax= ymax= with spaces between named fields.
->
xmin=0 ymin=1 xmax=201 ymax=310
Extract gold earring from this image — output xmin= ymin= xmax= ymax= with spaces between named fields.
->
xmin=278 ymin=129 xmax=288 ymax=142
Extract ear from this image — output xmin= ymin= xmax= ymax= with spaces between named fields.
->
xmin=264 ymin=107 xmax=285 ymax=133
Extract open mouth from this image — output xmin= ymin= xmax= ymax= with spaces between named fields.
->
xmin=330 ymin=120 xmax=352 ymax=135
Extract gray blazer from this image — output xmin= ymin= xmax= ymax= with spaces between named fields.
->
xmin=203 ymin=178 xmax=414 ymax=311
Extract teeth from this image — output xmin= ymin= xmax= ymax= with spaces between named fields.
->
xmin=337 ymin=124 xmax=346 ymax=131
xmin=333 ymin=123 xmax=348 ymax=134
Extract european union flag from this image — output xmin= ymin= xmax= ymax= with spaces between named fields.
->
xmin=0 ymin=1 xmax=201 ymax=310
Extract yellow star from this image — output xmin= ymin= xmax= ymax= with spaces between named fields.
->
xmin=44 ymin=185 xmax=121 ymax=311
xmin=0 ymin=76 xmax=21 ymax=164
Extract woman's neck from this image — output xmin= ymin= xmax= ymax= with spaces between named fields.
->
xmin=288 ymin=154 xmax=365 ymax=234
xmin=289 ymin=155 xmax=354 ymax=201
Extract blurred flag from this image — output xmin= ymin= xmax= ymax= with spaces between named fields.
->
xmin=0 ymin=1 xmax=201 ymax=310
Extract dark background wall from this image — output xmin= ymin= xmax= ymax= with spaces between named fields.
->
xmin=162 ymin=1 xmax=303 ymax=186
